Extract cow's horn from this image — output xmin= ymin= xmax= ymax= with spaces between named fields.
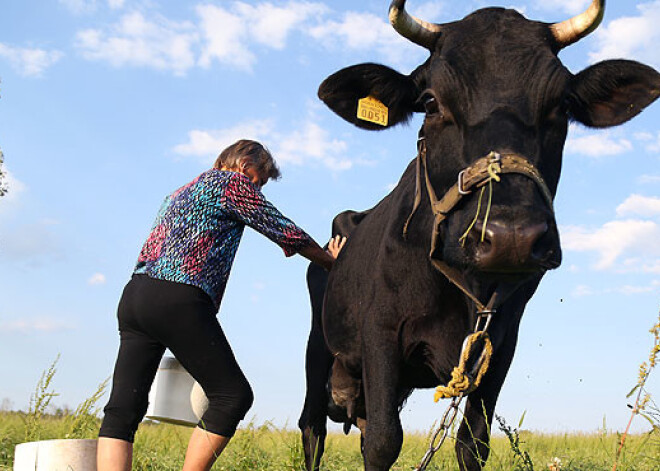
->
xmin=550 ymin=0 xmax=605 ymax=49
xmin=389 ymin=0 xmax=442 ymax=50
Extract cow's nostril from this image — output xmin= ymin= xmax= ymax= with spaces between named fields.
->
xmin=462 ymin=221 xmax=492 ymax=256
xmin=512 ymin=222 xmax=550 ymax=267
xmin=531 ymin=223 xmax=562 ymax=268
xmin=529 ymin=223 xmax=550 ymax=260
xmin=470 ymin=220 xmax=557 ymax=272
xmin=471 ymin=221 xmax=496 ymax=244
xmin=522 ymin=222 xmax=549 ymax=256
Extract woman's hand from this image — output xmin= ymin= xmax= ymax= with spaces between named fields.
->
xmin=326 ymin=235 xmax=347 ymax=259
xmin=299 ymin=235 xmax=347 ymax=271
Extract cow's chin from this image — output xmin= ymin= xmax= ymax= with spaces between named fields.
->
xmin=440 ymin=244 xmax=549 ymax=283
xmin=472 ymin=256 xmax=555 ymax=279
xmin=472 ymin=267 xmax=544 ymax=284
xmin=438 ymin=245 xmax=545 ymax=307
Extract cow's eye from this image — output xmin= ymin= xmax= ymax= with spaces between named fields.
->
xmin=423 ymin=95 xmax=441 ymax=116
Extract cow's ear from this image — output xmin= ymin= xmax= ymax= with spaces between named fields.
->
xmin=568 ymin=60 xmax=660 ymax=128
xmin=318 ymin=63 xmax=420 ymax=130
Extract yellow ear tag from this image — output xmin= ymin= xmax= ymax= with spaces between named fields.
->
xmin=357 ymin=96 xmax=388 ymax=126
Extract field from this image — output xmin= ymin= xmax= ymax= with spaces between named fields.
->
xmin=1 ymin=411 xmax=658 ymax=470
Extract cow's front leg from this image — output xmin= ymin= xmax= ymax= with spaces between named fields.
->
xmin=455 ymin=389 xmax=495 ymax=469
xmin=361 ymin=337 xmax=403 ymax=471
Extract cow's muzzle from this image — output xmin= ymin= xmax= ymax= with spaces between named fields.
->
xmin=466 ymin=216 xmax=562 ymax=274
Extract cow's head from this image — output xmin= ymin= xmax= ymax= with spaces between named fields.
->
xmin=318 ymin=0 xmax=660 ymax=285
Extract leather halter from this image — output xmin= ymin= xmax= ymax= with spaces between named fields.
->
xmin=403 ymin=136 xmax=555 ymax=312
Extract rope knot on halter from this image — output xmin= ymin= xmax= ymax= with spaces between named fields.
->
xmin=486 ymin=152 xmax=502 ymax=182
xmin=434 ymin=330 xmax=493 ymax=400
xmin=458 ymin=151 xmax=503 ymax=246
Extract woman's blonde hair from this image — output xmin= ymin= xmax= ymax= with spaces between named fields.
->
xmin=214 ymin=140 xmax=281 ymax=181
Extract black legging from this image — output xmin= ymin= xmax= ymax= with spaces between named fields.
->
xmin=99 ymin=274 xmax=253 ymax=442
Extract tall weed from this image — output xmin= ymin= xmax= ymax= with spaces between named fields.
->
xmin=64 ymin=376 xmax=109 ymax=439
xmin=613 ymin=310 xmax=660 ymax=470
xmin=23 ymin=355 xmax=60 ymax=442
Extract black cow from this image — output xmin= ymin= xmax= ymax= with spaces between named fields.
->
xmin=298 ymin=1 xmax=660 ymax=470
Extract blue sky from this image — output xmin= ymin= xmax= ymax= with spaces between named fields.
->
xmin=1 ymin=0 xmax=659 ymax=435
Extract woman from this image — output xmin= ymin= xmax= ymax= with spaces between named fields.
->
xmin=97 ymin=139 xmax=345 ymax=470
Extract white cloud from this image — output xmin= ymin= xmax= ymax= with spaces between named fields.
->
xmin=410 ymin=2 xmax=445 ymax=22
xmin=561 ymin=219 xmax=660 ymax=270
xmin=0 ymin=317 xmax=74 ymax=334
xmin=173 ymin=120 xmax=275 ymax=163
xmin=638 ymin=174 xmax=660 ymax=184
xmin=617 ymin=257 xmax=660 ymax=274
xmin=634 ymin=131 xmax=654 ymax=142
xmin=72 ymin=2 xmax=426 ymax=74
xmin=76 ymin=2 xmax=327 ymax=74
xmin=616 ymin=281 xmax=660 ymax=294
xmin=75 ymin=12 xmax=198 ymax=76
xmin=572 ymin=284 xmax=595 ymax=297
xmin=534 ymin=0 xmax=591 ymax=16
xmin=570 ymin=280 xmax=660 ymax=296
xmin=565 ymin=129 xmax=633 ymax=158
xmin=635 ymin=131 xmax=660 ymax=153
xmin=589 ymin=1 xmax=660 ymax=68
xmin=307 ymin=10 xmax=422 ymax=66
xmin=276 ymin=122 xmax=351 ymax=169
xmin=0 ymin=43 xmax=63 ymax=77
xmin=234 ymin=1 xmax=328 ymax=49
xmin=197 ymin=2 xmax=327 ymax=71
xmin=88 ymin=273 xmax=107 ymax=285
xmin=616 ymin=194 xmax=660 ymax=218
xmin=641 ymin=261 xmax=660 ymax=273
xmin=309 ymin=12 xmax=385 ymax=49
xmin=61 ymin=0 xmax=124 ymax=13
xmin=196 ymin=4 xmax=254 ymax=71
xmin=174 ymin=117 xmax=354 ymax=171
xmin=59 ymin=0 xmax=98 ymax=15
xmin=633 ymin=131 xmax=660 ymax=153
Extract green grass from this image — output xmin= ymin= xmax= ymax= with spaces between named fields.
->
xmin=4 ymin=336 xmax=657 ymax=471
xmin=1 ymin=411 xmax=658 ymax=470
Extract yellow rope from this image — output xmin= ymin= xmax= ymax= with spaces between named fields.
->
xmin=458 ymin=160 xmax=501 ymax=246
xmin=458 ymin=186 xmax=485 ymax=247
xmin=437 ymin=157 xmax=500 ymax=400
xmin=487 ymin=161 xmax=502 ymax=182
xmin=481 ymin=180 xmax=493 ymax=242
xmin=434 ymin=331 xmax=493 ymax=401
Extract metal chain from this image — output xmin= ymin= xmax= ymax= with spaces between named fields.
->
xmin=413 ymin=311 xmax=494 ymax=471
xmin=414 ymin=394 xmax=463 ymax=470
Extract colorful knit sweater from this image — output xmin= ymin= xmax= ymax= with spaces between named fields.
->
xmin=134 ymin=169 xmax=313 ymax=308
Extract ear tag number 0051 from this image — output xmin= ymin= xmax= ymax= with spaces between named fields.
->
xmin=357 ymin=96 xmax=388 ymax=126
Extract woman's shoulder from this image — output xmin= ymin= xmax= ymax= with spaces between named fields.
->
xmin=198 ymin=170 xmax=258 ymax=205
xmin=203 ymin=168 xmax=251 ymax=184
xmin=193 ymin=169 xmax=245 ymax=191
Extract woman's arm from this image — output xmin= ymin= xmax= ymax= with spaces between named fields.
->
xmin=223 ymin=174 xmax=347 ymax=268
xmin=223 ymin=174 xmax=314 ymax=255
xmin=299 ymin=235 xmax=347 ymax=271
